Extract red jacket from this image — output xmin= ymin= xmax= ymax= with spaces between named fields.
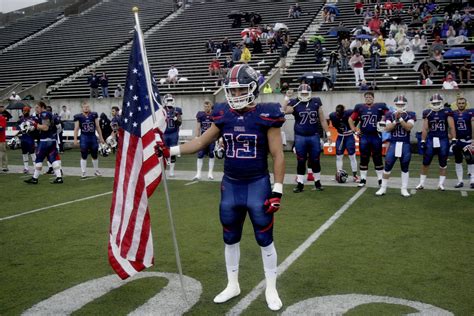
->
xmin=0 ymin=115 xmax=6 ymax=142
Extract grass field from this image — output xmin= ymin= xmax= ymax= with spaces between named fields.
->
xmin=0 ymin=166 xmax=473 ymax=315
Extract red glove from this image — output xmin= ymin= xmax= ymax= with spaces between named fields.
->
xmin=154 ymin=140 xmax=170 ymax=159
xmin=264 ymin=192 xmax=282 ymax=214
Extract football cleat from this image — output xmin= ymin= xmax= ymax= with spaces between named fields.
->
xmin=415 ymin=183 xmax=424 ymax=190
xmin=45 ymin=167 xmax=54 ymax=175
xmin=208 ymin=174 xmax=214 ymax=180
xmin=307 ymin=172 xmax=314 ymax=181
xmin=471 ymin=183 xmax=474 ymax=189
xmin=81 ymin=172 xmax=87 ymax=179
xmin=51 ymin=177 xmax=63 ymax=184
xmin=94 ymin=170 xmax=102 ymax=177
xmin=213 ymin=284 xmax=241 ymax=304
xmin=375 ymin=187 xmax=386 ymax=196
xmin=23 ymin=168 xmax=29 ymax=174
xmin=313 ymin=180 xmax=324 ymax=191
xmin=454 ymin=182 xmax=464 ymax=188
xmin=192 ymin=175 xmax=201 ymax=181
xmin=358 ymin=179 xmax=366 ymax=187
xmin=438 ymin=184 xmax=445 ymax=191
xmin=400 ymin=188 xmax=411 ymax=197
xmin=24 ymin=177 xmax=38 ymax=184
xmin=293 ymin=182 xmax=304 ymax=193
xmin=265 ymin=287 xmax=283 ymax=311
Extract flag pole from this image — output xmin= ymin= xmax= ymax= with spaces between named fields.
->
xmin=132 ymin=6 xmax=188 ymax=304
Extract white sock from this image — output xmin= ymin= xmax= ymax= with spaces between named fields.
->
xmin=314 ymin=172 xmax=321 ymax=182
xmin=47 ymin=161 xmax=52 ymax=168
xmin=92 ymin=159 xmax=99 ymax=171
xmin=349 ymin=154 xmax=358 ymax=173
xmin=261 ymin=242 xmax=282 ymax=311
xmin=80 ymin=159 xmax=87 ymax=173
xmin=208 ymin=158 xmax=215 ymax=175
xmin=381 ymin=171 xmax=390 ymax=188
xmin=214 ymin=243 xmax=241 ymax=304
xmin=225 ymin=243 xmax=240 ymax=276
xmin=33 ymin=169 xmax=40 ymax=179
xmin=23 ymin=154 xmax=29 ymax=169
xmin=468 ymin=164 xmax=474 ymax=183
xmin=296 ymin=174 xmax=304 ymax=184
xmin=196 ymin=158 xmax=203 ymax=177
xmin=336 ymin=155 xmax=343 ymax=171
xmin=33 ymin=162 xmax=42 ymax=179
xmin=361 ymin=170 xmax=368 ymax=180
xmin=455 ymin=163 xmax=463 ymax=183
xmin=52 ymin=161 xmax=62 ymax=177
xmin=376 ymin=169 xmax=383 ymax=180
xmin=170 ymin=163 xmax=175 ymax=175
xmin=439 ymin=175 xmax=446 ymax=186
xmin=31 ymin=153 xmax=36 ymax=163
xmin=419 ymin=174 xmax=427 ymax=186
xmin=401 ymin=171 xmax=409 ymax=189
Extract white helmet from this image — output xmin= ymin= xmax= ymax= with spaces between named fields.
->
xmin=297 ymin=83 xmax=312 ymax=102
xmin=429 ymin=93 xmax=444 ymax=111
xmin=98 ymin=143 xmax=111 ymax=157
xmin=393 ymin=95 xmax=407 ymax=112
xmin=106 ymin=135 xmax=117 ymax=149
xmin=223 ymin=64 xmax=259 ymax=110
xmin=7 ymin=136 xmax=20 ymax=150
xmin=19 ymin=120 xmax=33 ymax=134
xmin=164 ymin=94 xmax=174 ymax=107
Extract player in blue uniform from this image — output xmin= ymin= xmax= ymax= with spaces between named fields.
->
xmin=107 ymin=106 xmax=121 ymax=153
xmin=44 ymin=105 xmax=62 ymax=175
xmin=451 ymin=96 xmax=474 ymax=188
xmin=416 ymin=94 xmax=456 ymax=191
xmin=193 ymin=100 xmax=215 ymax=180
xmin=349 ymin=91 xmax=389 ymax=187
xmin=162 ymin=65 xmax=285 ymax=311
xmin=375 ymin=95 xmax=416 ymax=197
xmin=73 ymin=101 xmax=105 ymax=178
xmin=24 ymin=101 xmax=63 ymax=184
xmin=329 ymin=104 xmax=359 ymax=183
xmin=163 ymin=93 xmax=182 ymax=177
xmin=17 ymin=106 xmax=38 ymax=174
xmin=283 ymin=83 xmax=330 ymax=192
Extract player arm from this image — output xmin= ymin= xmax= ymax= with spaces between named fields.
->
xmin=399 ymin=118 xmax=414 ymax=131
xmin=471 ymin=116 xmax=474 ymax=140
xmin=175 ymin=113 xmax=182 ymax=127
xmin=318 ymin=107 xmax=330 ymax=136
xmin=268 ymin=127 xmax=285 ymax=187
xmin=95 ymin=118 xmax=105 ymax=143
xmin=282 ymin=94 xmax=294 ymax=114
xmin=195 ymin=122 xmax=201 ymax=138
xmin=170 ymin=123 xmax=220 ymax=155
xmin=74 ymin=121 xmax=79 ymax=144
xmin=421 ymin=118 xmax=428 ymax=142
xmin=348 ymin=117 xmax=357 ymax=133
xmin=37 ymin=118 xmax=50 ymax=132
xmin=447 ymin=116 xmax=456 ymax=140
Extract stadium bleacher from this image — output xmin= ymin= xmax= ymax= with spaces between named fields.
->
xmin=0 ymin=0 xmax=173 ymax=92
xmin=47 ymin=0 xmax=324 ymax=98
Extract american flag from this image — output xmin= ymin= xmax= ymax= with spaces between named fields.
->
xmin=108 ymin=29 xmax=167 ymax=280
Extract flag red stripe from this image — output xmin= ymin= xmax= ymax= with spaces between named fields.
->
xmin=109 ymin=129 xmax=125 ymax=225
xmin=135 ymin=209 xmax=151 ymax=262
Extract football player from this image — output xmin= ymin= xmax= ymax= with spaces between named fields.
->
xmin=17 ymin=106 xmax=37 ymax=174
xmin=451 ymin=96 xmax=473 ymax=189
xmin=44 ymin=105 xmax=62 ymax=175
xmin=162 ymin=64 xmax=285 ymax=311
xmin=109 ymin=106 xmax=121 ymax=153
xmin=73 ymin=101 xmax=105 ymax=178
xmin=416 ymin=94 xmax=456 ymax=191
xmin=163 ymin=93 xmax=182 ymax=177
xmin=349 ymin=91 xmax=389 ymax=187
xmin=282 ymin=83 xmax=330 ymax=192
xmin=329 ymin=104 xmax=359 ymax=182
xmin=193 ymin=100 xmax=215 ymax=180
xmin=24 ymin=101 xmax=63 ymax=184
xmin=375 ymin=95 xmax=416 ymax=197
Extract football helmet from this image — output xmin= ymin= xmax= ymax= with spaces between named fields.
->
xmin=223 ymin=64 xmax=259 ymax=110
xmin=164 ymin=94 xmax=174 ymax=107
xmin=7 ymin=136 xmax=20 ymax=150
xmin=393 ymin=95 xmax=407 ymax=112
xmin=463 ymin=144 xmax=473 ymax=164
xmin=429 ymin=93 xmax=444 ymax=111
xmin=98 ymin=143 xmax=111 ymax=157
xmin=106 ymin=135 xmax=117 ymax=149
xmin=297 ymin=83 xmax=312 ymax=102
xmin=214 ymin=141 xmax=225 ymax=159
xmin=19 ymin=120 xmax=33 ymax=134
xmin=335 ymin=169 xmax=348 ymax=183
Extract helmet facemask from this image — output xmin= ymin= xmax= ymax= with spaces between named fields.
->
xmin=297 ymin=84 xmax=312 ymax=102
xmin=430 ymin=102 xmax=443 ymax=111
xmin=224 ymin=81 xmax=257 ymax=110
xmin=395 ymin=102 xmax=407 ymax=112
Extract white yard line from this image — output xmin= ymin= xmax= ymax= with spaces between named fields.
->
xmin=226 ymin=188 xmax=367 ymax=315
xmin=184 ymin=181 xmax=199 ymax=186
xmin=0 ymin=191 xmax=112 ymax=222
xmin=460 ymin=191 xmax=468 ymax=197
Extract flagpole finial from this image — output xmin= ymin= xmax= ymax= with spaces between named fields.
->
xmin=132 ymin=6 xmax=139 ymax=13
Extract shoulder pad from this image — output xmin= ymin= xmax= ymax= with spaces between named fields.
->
xmin=288 ymin=98 xmax=299 ymax=107
xmin=175 ymin=107 xmax=182 ymax=114
xmin=408 ymin=111 xmax=417 ymax=121
xmin=211 ymin=103 xmax=228 ymax=124
xmin=92 ymin=112 xmax=98 ymax=119
xmin=256 ymin=102 xmax=285 ymax=128
xmin=73 ymin=114 xmax=81 ymax=121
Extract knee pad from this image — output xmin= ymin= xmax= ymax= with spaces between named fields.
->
xmin=373 ymin=153 xmax=383 ymax=169
xmin=80 ymin=149 xmax=88 ymax=160
xmin=197 ymin=151 xmax=205 ymax=159
xmin=223 ymin=227 xmax=243 ymax=245
xmin=35 ymin=162 xmax=43 ymax=170
xmin=453 ymin=149 xmax=464 ymax=164
xmin=255 ymin=228 xmax=273 ymax=247
xmin=360 ymin=155 xmax=370 ymax=169
xmin=208 ymin=151 xmax=215 ymax=159
xmin=400 ymin=161 xmax=410 ymax=173
xmin=297 ymin=159 xmax=306 ymax=175
xmin=52 ymin=160 xmax=61 ymax=170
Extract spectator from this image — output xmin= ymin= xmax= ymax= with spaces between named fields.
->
xmin=99 ymin=113 xmax=112 ymax=140
xmin=363 ymin=7 xmax=372 ymax=24
xmin=280 ymin=82 xmax=289 ymax=94
xmin=338 ymin=39 xmax=350 ymax=71
xmin=0 ymin=112 xmax=7 ymax=172
xmin=274 ymin=82 xmax=281 ymax=93
xmin=114 ymin=84 xmax=123 ymax=98
xmin=208 ymin=58 xmax=221 ymax=76
xmin=419 ymin=63 xmax=433 ymax=85
xmin=9 ymin=91 xmax=21 ymax=101
xmin=322 ymin=8 xmax=332 ymax=23
xmin=432 ymin=49 xmax=443 ymax=64
xmin=410 ymin=34 xmax=423 ymax=53
xmin=400 ymin=46 xmax=414 ymax=65
xmin=288 ymin=5 xmax=295 ymax=18
xmin=370 ymin=38 xmax=381 ymax=70
xmin=394 ymin=1 xmax=403 ymax=14
xmin=298 ymin=36 xmax=308 ymax=54
xmin=167 ymin=65 xmax=179 ymax=85
xmin=205 ymin=39 xmax=216 ymax=53
xmin=223 ymin=56 xmax=234 ymax=75
xmin=313 ymin=39 xmax=324 ymax=64
xmin=368 ymin=14 xmax=382 ymax=34
xmin=0 ymin=104 xmax=12 ymax=121
xmin=394 ymin=28 xmax=406 ymax=43
xmin=383 ymin=0 xmax=394 ymax=16
xmin=280 ymin=43 xmax=289 ymax=72
xmin=87 ymin=71 xmax=100 ymax=98
xmin=100 ymin=72 xmax=109 ymax=98
xmin=442 ymin=74 xmax=459 ymax=89
xmin=349 ymin=37 xmax=362 ymax=54
xmin=262 ymin=83 xmax=273 ymax=93
xmin=293 ymin=3 xmax=302 ymax=18
xmin=376 ymin=35 xmax=386 ymax=56
xmin=349 ymin=49 xmax=365 ymax=86
xmin=361 ymin=39 xmax=371 ymax=58
xmin=459 ymin=59 xmax=472 ymax=83
xmin=257 ymin=72 xmax=265 ymax=86
xmin=397 ymin=35 xmax=410 ymax=52
xmin=241 ymin=44 xmax=251 ymax=63
xmin=328 ymin=50 xmax=339 ymax=83
xmin=253 ymin=38 xmax=263 ymax=54
xmin=354 ymin=1 xmax=364 ymax=15
xmin=444 ymin=61 xmax=459 ymax=80
xmin=221 ymin=37 xmax=232 ymax=53
xmin=60 ymin=105 xmax=71 ymax=121
xmin=232 ymin=44 xmax=242 ymax=62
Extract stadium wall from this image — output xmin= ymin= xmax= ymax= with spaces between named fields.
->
xmin=46 ymin=88 xmax=472 ymax=142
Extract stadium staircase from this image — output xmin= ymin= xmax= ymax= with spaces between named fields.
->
xmin=281 ymin=0 xmax=472 ymax=91
xmin=47 ymin=0 xmax=325 ymax=98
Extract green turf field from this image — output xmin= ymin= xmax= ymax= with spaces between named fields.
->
xmin=0 ymin=173 xmax=473 ymax=315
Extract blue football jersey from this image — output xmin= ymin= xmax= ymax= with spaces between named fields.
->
xmin=38 ymin=111 xmax=56 ymax=140
xmin=196 ymin=111 xmax=213 ymax=135
xmin=74 ymin=112 xmax=98 ymax=136
xmin=110 ymin=115 xmax=121 ymax=131
xmin=452 ymin=109 xmax=473 ymax=140
xmin=351 ymin=103 xmax=389 ymax=134
xmin=165 ymin=106 xmax=182 ymax=134
xmin=212 ymin=102 xmax=285 ymax=180
xmin=289 ymin=97 xmax=322 ymax=136
xmin=329 ymin=110 xmax=353 ymax=134
xmin=422 ymin=108 xmax=452 ymax=139
xmin=384 ymin=111 xmax=416 ymax=143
